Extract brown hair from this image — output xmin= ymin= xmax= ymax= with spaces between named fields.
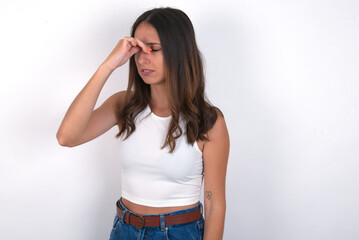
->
xmin=116 ymin=7 xmax=223 ymax=153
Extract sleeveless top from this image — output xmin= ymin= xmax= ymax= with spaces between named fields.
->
xmin=117 ymin=104 xmax=204 ymax=207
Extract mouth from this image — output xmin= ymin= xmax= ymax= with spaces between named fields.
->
xmin=141 ymin=69 xmax=155 ymax=75
xmin=141 ymin=69 xmax=154 ymax=73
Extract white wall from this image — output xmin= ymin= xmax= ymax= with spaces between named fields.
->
xmin=1 ymin=0 xmax=358 ymax=239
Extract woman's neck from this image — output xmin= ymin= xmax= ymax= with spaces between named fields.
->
xmin=149 ymin=84 xmax=170 ymax=111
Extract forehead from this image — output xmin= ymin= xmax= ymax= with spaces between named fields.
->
xmin=134 ymin=22 xmax=160 ymax=44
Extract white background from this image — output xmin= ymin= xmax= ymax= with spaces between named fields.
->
xmin=1 ymin=0 xmax=358 ymax=239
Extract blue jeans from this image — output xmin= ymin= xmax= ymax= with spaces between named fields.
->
xmin=109 ymin=199 xmax=205 ymax=240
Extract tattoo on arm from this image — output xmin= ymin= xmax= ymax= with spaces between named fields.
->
xmin=205 ymin=191 xmax=212 ymax=200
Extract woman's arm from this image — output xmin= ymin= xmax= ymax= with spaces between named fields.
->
xmin=56 ymin=64 xmax=115 ymax=147
xmin=202 ymin=110 xmax=230 ymax=240
xmin=56 ymin=37 xmax=152 ymax=147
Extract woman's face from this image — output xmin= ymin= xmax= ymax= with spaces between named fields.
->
xmin=134 ymin=22 xmax=165 ymax=86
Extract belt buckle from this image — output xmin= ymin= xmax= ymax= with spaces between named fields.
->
xmin=132 ymin=213 xmax=145 ymax=229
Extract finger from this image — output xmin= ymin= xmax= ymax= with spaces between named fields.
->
xmin=128 ymin=45 xmax=140 ymax=56
xmin=133 ymin=38 xmax=152 ymax=54
xmin=126 ymin=37 xmax=137 ymax=47
xmin=124 ymin=37 xmax=151 ymax=54
xmin=123 ymin=37 xmax=138 ymax=50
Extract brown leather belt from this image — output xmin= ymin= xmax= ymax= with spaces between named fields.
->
xmin=116 ymin=199 xmax=202 ymax=229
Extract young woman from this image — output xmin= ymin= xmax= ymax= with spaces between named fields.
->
xmin=57 ymin=7 xmax=230 ymax=240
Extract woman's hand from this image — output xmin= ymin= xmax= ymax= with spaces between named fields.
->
xmin=102 ymin=37 xmax=152 ymax=71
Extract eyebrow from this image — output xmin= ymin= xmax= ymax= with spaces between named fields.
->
xmin=146 ymin=42 xmax=161 ymax=45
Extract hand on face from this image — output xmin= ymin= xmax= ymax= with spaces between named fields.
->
xmin=102 ymin=37 xmax=152 ymax=71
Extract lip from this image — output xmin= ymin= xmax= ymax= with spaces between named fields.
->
xmin=141 ymin=69 xmax=154 ymax=75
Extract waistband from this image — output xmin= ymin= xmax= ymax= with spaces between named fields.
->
xmin=116 ymin=197 xmax=203 ymax=229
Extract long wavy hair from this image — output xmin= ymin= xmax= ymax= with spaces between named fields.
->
xmin=116 ymin=7 xmax=223 ymax=153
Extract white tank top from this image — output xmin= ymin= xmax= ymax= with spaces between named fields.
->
xmin=118 ymin=104 xmax=204 ymax=207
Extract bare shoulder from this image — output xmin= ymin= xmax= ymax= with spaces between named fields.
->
xmin=102 ymin=90 xmax=132 ymax=110
xmin=200 ymin=108 xmax=230 ymax=157
xmin=106 ymin=90 xmax=128 ymax=103
xmin=206 ymin=108 xmax=229 ymax=142
xmin=93 ymin=90 xmax=131 ymax=126
xmin=197 ymin=108 xmax=228 ymax=152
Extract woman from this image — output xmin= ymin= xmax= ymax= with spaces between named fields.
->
xmin=57 ymin=7 xmax=230 ymax=240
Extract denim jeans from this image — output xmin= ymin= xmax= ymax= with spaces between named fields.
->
xmin=109 ymin=199 xmax=205 ymax=240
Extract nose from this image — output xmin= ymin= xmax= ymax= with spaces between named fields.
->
xmin=136 ymin=51 xmax=150 ymax=65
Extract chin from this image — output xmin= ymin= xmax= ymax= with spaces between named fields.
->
xmin=141 ymin=77 xmax=165 ymax=86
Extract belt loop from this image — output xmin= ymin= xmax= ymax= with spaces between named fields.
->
xmin=120 ymin=209 xmax=129 ymax=224
xmin=199 ymin=201 xmax=203 ymax=215
xmin=160 ymin=214 xmax=166 ymax=231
